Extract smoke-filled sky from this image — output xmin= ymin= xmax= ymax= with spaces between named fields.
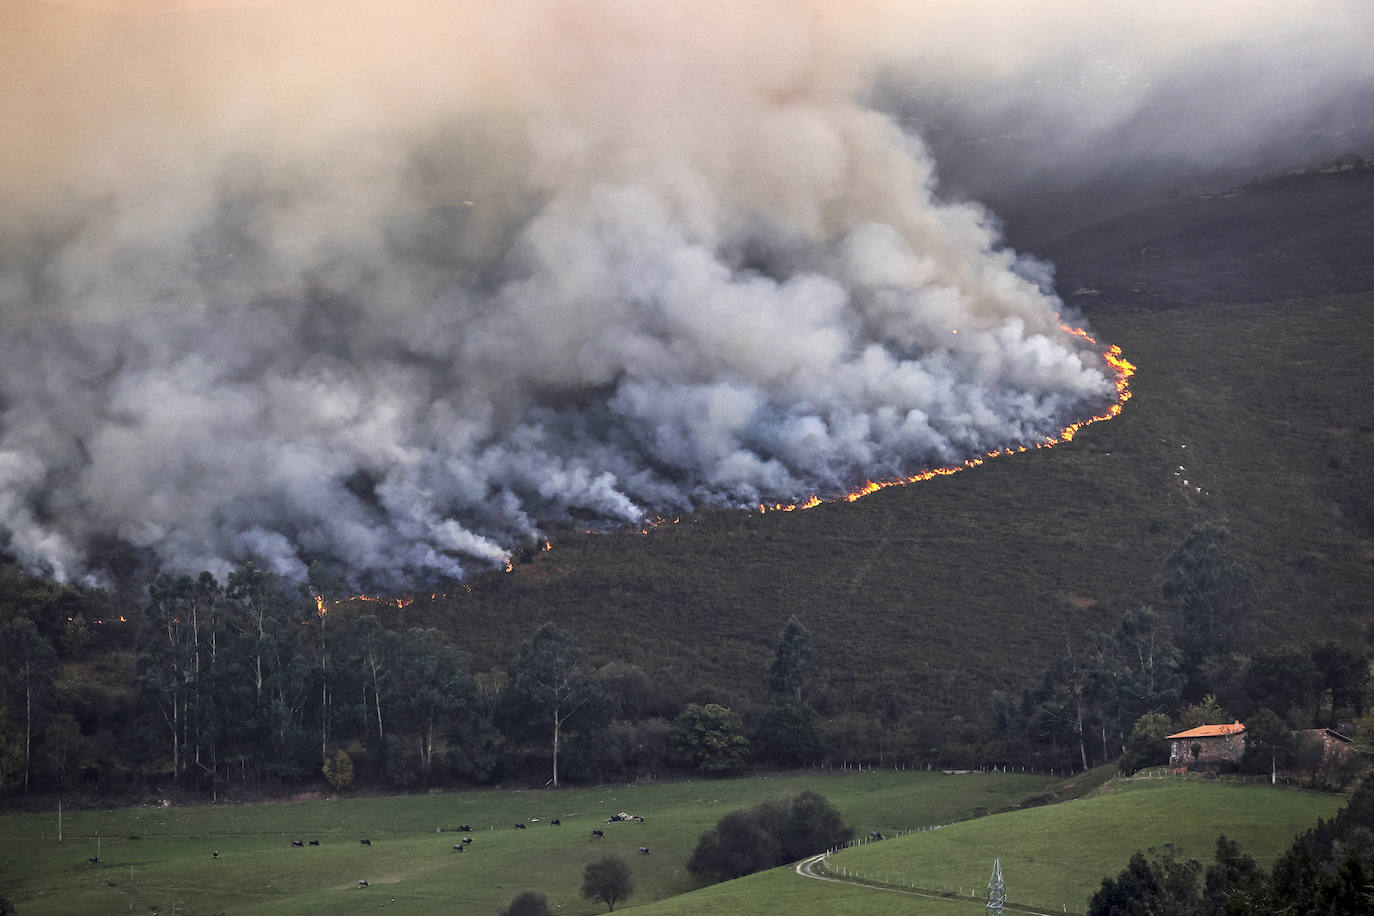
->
xmin=1 ymin=0 xmax=1369 ymax=586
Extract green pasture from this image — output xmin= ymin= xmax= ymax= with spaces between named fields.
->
xmin=821 ymin=777 xmax=1345 ymax=913
xmin=0 ymin=769 xmax=1054 ymax=915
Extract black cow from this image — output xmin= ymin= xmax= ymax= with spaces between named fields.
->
xmin=308 ymin=840 xmax=320 ymax=846
xmin=591 ymin=829 xmax=605 ymax=838
xmin=550 ymin=818 xmax=561 ymax=826
xmin=462 ymin=837 xmax=472 ymax=845
xmin=869 ymin=831 xmax=885 ymax=840
xmin=291 ymin=840 xmax=305 ymax=847
xmin=212 ymin=851 xmax=219 ymax=860
xmin=360 ymin=839 xmax=372 ymax=846
xmin=458 ymin=824 xmax=472 ymax=832
xmin=639 ymin=846 xmax=650 ymax=855
xmin=88 ymin=857 xmax=99 ymax=864
xmin=358 ymin=879 xmax=369 ymax=888
xmin=514 ymin=823 xmax=527 ymax=829
xmin=452 ymin=844 xmax=464 ymax=852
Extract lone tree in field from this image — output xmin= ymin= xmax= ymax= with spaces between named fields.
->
xmin=509 ymin=623 xmax=594 ymax=788
xmin=581 ymin=856 xmax=633 ymax=912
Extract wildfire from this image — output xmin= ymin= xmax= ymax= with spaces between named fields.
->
xmin=312 ymin=594 xmax=416 ymax=614
xmin=743 ymin=331 xmax=1135 ymax=515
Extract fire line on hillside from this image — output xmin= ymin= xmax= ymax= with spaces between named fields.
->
xmin=345 ymin=330 xmax=1134 ymax=606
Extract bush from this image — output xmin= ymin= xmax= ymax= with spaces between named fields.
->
xmin=688 ymin=790 xmax=852 ymax=883
xmin=499 ymin=891 xmax=551 ymax=916
xmin=1119 ymin=712 xmax=1173 ymax=775
xmin=322 ymin=749 xmax=354 ymax=791
xmin=671 ymin=703 xmax=749 ymax=774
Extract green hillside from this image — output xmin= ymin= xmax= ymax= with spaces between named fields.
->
xmin=822 ymin=778 xmax=1344 ymax=911
xmin=0 ymin=770 xmax=1055 ymax=915
xmin=631 ymin=777 xmax=1345 ymax=915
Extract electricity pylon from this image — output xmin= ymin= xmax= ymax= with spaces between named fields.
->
xmin=987 ymin=857 xmax=1005 ymax=915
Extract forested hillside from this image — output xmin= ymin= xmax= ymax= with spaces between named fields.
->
xmin=1 ymin=166 xmax=1371 ymax=801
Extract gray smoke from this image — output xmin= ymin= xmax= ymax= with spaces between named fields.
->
xmin=12 ymin=0 xmax=1352 ymax=586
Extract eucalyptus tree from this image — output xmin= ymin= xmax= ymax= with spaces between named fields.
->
xmin=508 ymin=623 xmax=594 ymax=788
xmin=389 ymin=628 xmax=474 ymax=780
xmin=0 ymin=617 xmax=56 ymax=793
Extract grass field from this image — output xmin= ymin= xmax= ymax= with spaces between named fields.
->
xmin=0 ymin=769 xmax=1058 ymax=915
xmin=2 ymin=771 xmax=1341 ymax=915
xmin=817 ymin=777 xmax=1346 ymax=913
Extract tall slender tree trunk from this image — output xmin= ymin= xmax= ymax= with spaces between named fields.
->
xmin=1075 ymin=698 xmax=1089 ymax=772
xmin=320 ymin=613 xmax=329 ymax=764
xmin=552 ymin=712 xmax=561 ymax=789
xmin=23 ymin=681 xmax=31 ymax=795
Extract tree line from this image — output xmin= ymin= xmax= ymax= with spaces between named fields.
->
xmin=1 ymin=520 xmax=1369 ymax=799
xmin=0 ymin=558 xmax=831 ymax=796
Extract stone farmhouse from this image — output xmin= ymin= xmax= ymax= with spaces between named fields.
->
xmin=1293 ymin=727 xmax=1355 ymax=774
xmin=1166 ymin=721 xmax=1246 ymax=769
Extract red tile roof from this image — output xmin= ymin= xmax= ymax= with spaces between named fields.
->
xmin=1166 ymin=721 xmax=1245 ymax=740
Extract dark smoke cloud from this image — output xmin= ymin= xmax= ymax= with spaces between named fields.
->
xmin=12 ymin=0 xmax=1354 ymax=586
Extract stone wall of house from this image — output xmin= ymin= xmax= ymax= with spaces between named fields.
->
xmin=1294 ymin=729 xmax=1354 ymax=773
xmin=1170 ymin=732 xmax=1246 ymax=768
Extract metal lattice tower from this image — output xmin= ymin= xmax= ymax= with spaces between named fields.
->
xmin=987 ymin=857 xmax=1005 ymax=915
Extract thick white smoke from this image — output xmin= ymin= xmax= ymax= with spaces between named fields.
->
xmin=13 ymin=0 xmax=1351 ymax=585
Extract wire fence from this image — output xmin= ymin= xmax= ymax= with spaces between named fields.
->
xmin=814 ymin=838 xmax=1087 ymax=915
xmin=814 ymin=761 xmax=1075 ymax=778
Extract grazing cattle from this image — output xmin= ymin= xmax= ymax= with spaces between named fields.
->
xmin=591 ymin=829 xmax=605 ymax=838
xmin=88 ymin=857 xmax=99 ymax=864
xmin=360 ymin=839 xmax=372 ymax=846
xmin=458 ymin=824 xmax=472 ymax=832
xmin=212 ymin=851 xmax=219 ymax=860
xmin=639 ymin=846 xmax=651 ymax=855
xmin=869 ymin=831 xmax=885 ymax=840
xmin=452 ymin=844 xmax=464 ymax=852
xmin=308 ymin=840 xmax=320 ymax=846
xmin=358 ymin=879 xmax=369 ymax=888
xmin=291 ymin=840 xmax=305 ymax=847
xmin=550 ymin=818 xmax=561 ymax=826
xmin=462 ymin=837 xmax=472 ymax=845
xmin=635 ymin=816 xmax=644 ymax=822
xmin=514 ymin=823 xmax=527 ymax=829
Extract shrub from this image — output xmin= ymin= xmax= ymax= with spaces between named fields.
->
xmin=688 ymin=790 xmax=851 ymax=883
xmin=499 ymin=891 xmax=551 ymax=916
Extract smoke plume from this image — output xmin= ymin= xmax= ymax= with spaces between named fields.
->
xmin=3 ymin=0 xmax=1360 ymax=586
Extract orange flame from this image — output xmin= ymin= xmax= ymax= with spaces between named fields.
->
xmin=724 ymin=330 xmax=1135 ymax=515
